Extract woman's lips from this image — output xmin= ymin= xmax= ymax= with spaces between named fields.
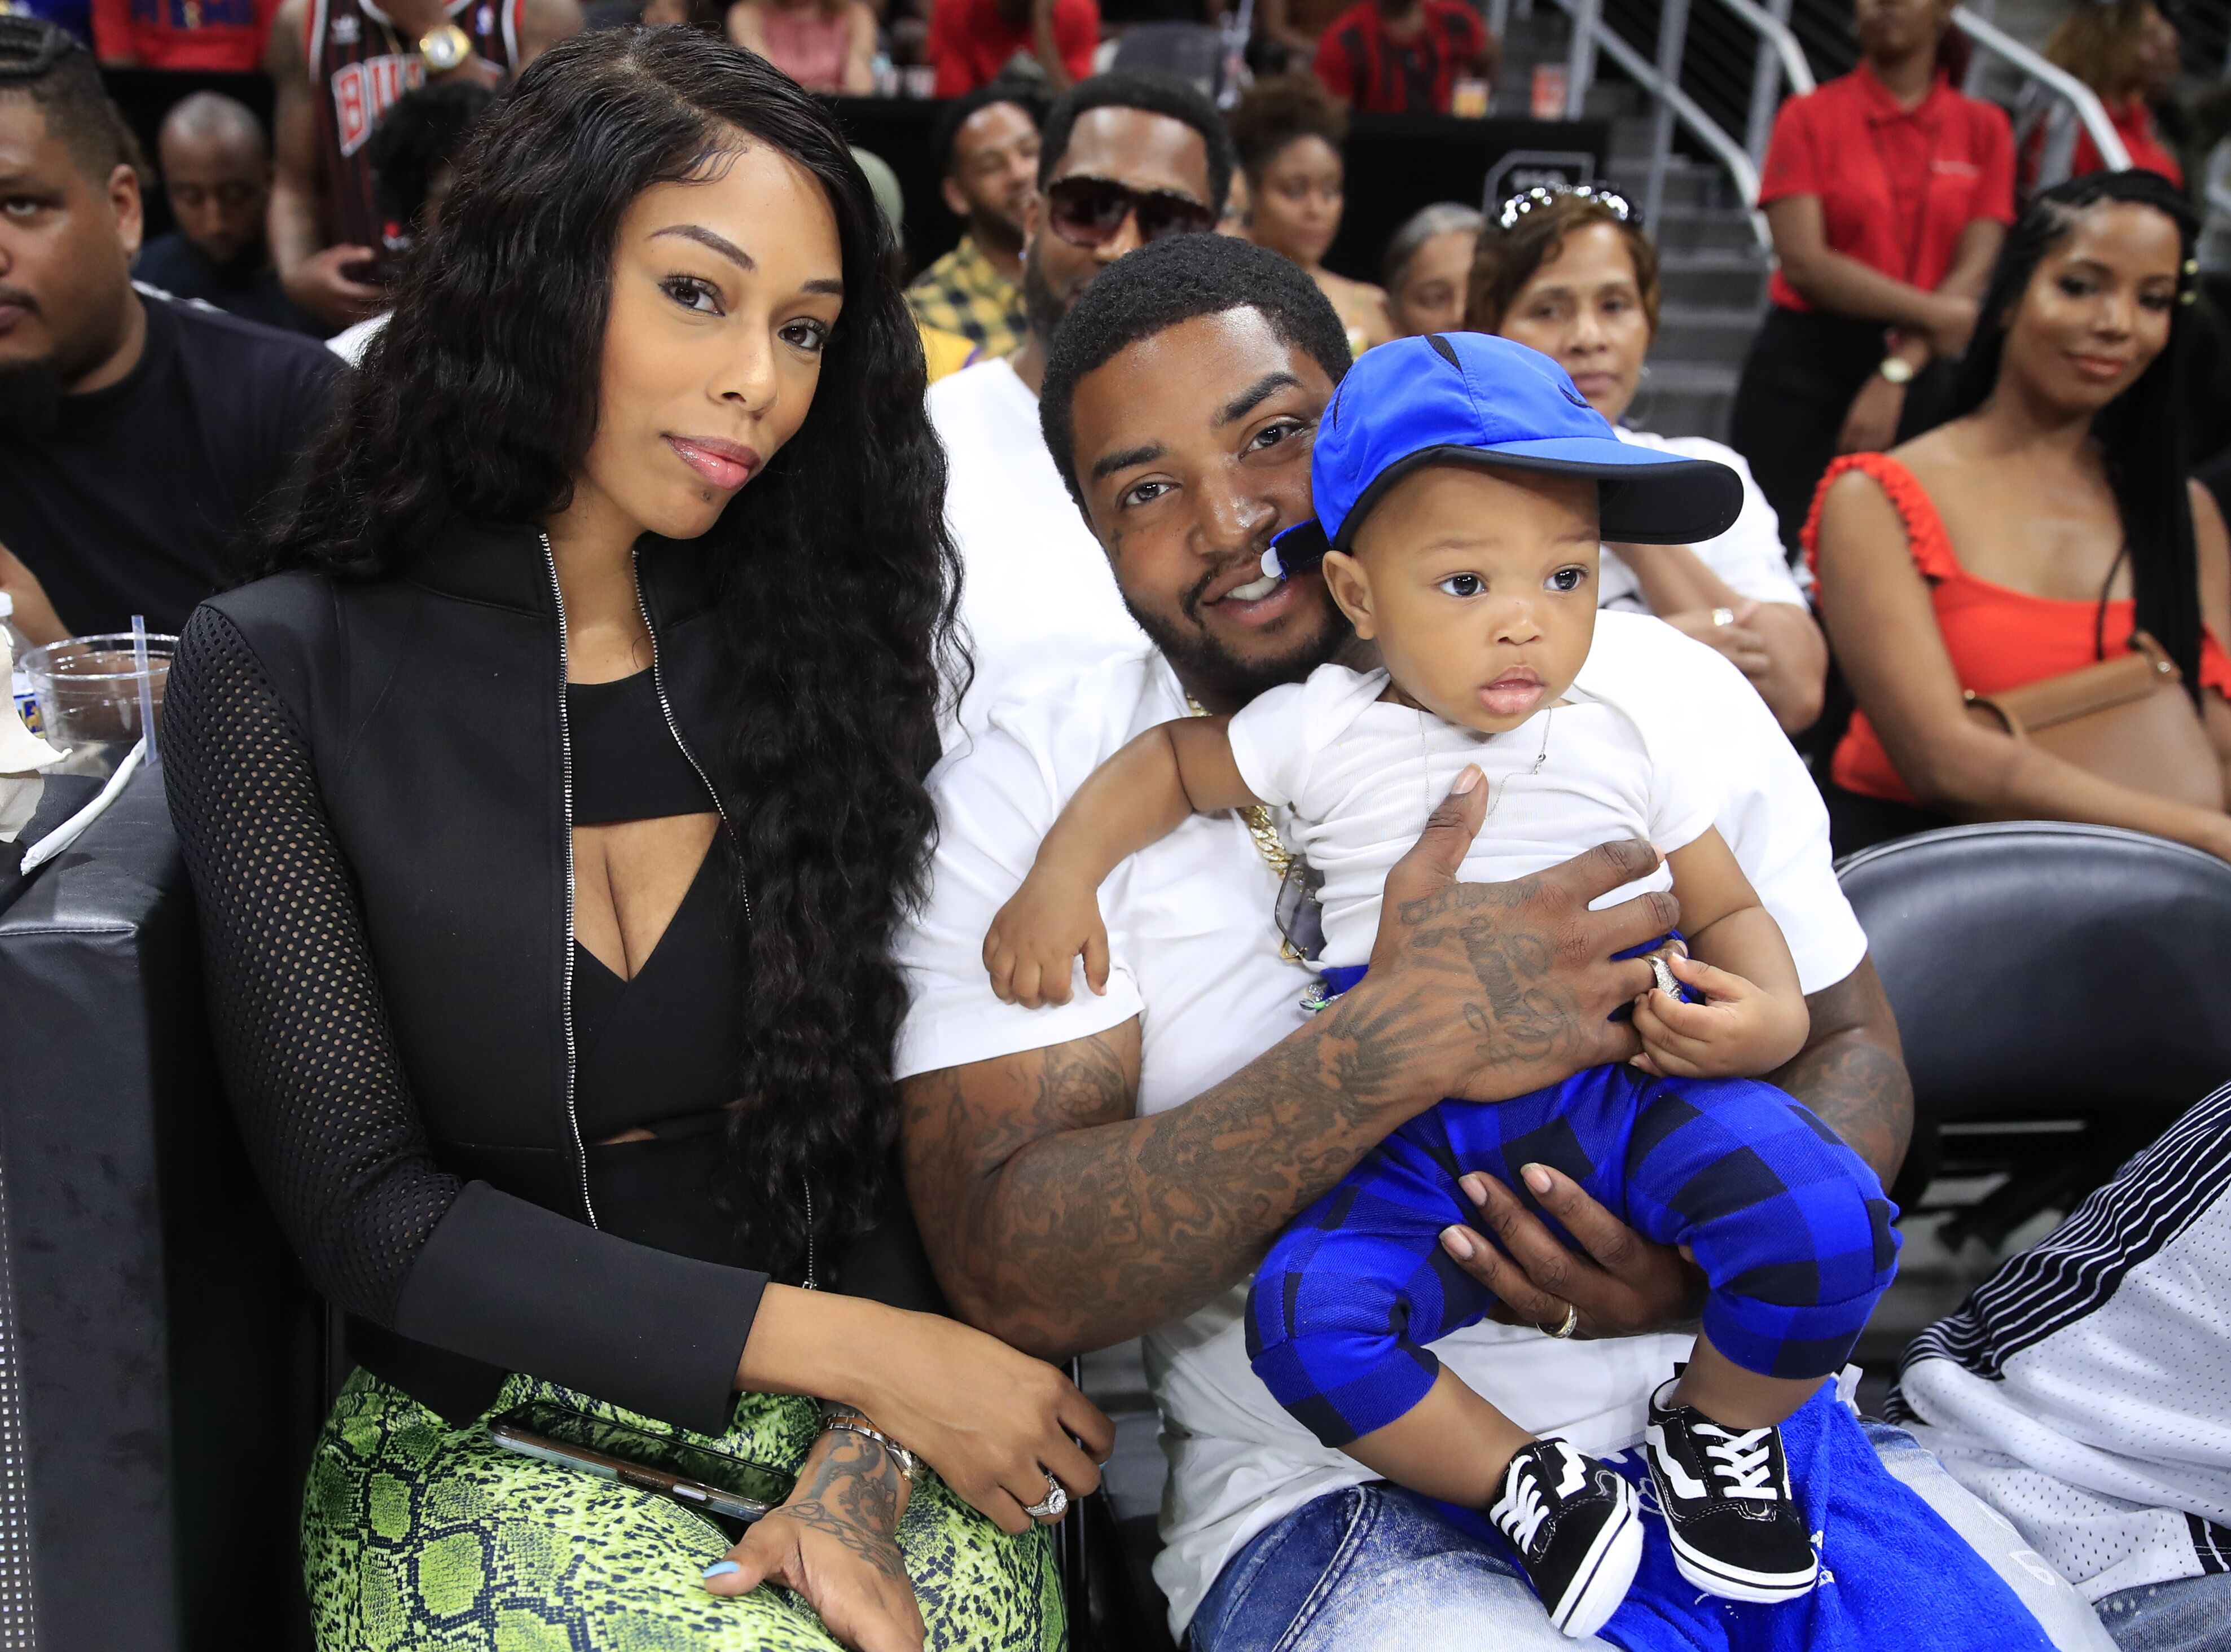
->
xmin=1478 ymin=670 xmax=1546 ymax=717
xmin=2067 ymin=353 xmax=2132 ymax=383
xmin=666 ymin=435 xmax=761 ymax=491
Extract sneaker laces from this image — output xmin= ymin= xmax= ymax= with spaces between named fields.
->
xmin=1494 ymin=1460 xmax=1553 ymax=1551
xmin=1695 ymin=1424 xmax=1779 ymax=1500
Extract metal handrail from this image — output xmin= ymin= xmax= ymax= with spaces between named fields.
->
xmin=1711 ymin=0 xmax=1814 ymax=99
xmin=1549 ymin=0 xmax=1769 ymax=248
xmin=1951 ymin=6 xmax=2132 ymax=173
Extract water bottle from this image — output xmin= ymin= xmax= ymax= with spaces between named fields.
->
xmin=0 ymin=592 xmax=40 ymax=740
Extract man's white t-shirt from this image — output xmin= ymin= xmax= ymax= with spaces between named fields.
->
xmin=927 ymin=358 xmax=1148 ymax=733
xmin=1226 ymin=663 xmax=1716 ymax=967
xmin=893 ymin=611 xmax=1868 ymax=1636
xmin=1601 ymin=429 xmax=1811 ymax=612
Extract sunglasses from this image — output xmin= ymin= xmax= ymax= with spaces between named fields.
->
xmin=1045 ymin=175 xmax=1218 ymax=250
xmin=1495 ymin=182 xmax=1637 ymax=232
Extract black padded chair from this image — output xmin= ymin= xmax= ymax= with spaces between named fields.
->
xmin=1837 ymin=820 xmax=2231 ymax=1245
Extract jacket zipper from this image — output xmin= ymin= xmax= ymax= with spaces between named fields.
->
xmin=630 ymin=550 xmax=814 ymax=1286
xmin=542 ymin=533 xmax=597 ymax=1230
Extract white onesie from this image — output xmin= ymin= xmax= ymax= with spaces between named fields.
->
xmin=1224 ymin=663 xmax=1720 ymax=968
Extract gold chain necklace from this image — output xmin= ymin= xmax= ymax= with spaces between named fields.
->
xmin=1185 ymin=695 xmax=1304 ymax=961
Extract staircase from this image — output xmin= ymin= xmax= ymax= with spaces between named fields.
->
xmin=1492 ymin=7 xmax=1771 ymax=442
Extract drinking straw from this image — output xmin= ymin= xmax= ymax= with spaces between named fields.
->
xmin=131 ymin=614 xmax=159 ymax=769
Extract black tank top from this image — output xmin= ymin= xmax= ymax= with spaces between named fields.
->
xmin=564 ymin=671 xmax=758 ymax=1269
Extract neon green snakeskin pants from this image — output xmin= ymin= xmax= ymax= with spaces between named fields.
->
xmin=303 ymin=1368 xmax=1065 ymax=1651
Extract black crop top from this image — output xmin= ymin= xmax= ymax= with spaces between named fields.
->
xmin=566 ymin=670 xmax=718 ymax=826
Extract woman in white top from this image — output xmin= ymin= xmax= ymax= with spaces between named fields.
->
xmin=1468 ymin=184 xmax=1829 ymax=734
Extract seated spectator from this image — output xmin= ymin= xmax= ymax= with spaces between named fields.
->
xmin=1380 ymin=198 xmax=1477 ymax=337
xmin=1469 ymin=183 xmax=1828 ymax=733
xmin=1254 ymin=0 xmax=1343 ymax=74
xmin=2039 ymin=0 xmax=2184 ymax=186
xmin=1809 ymin=170 xmax=2231 ymax=860
xmin=896 ymin=229 xmax=2105 ymax=1650
xmin=265 ymin=0 xmax=579 ymax=332
xmin=133 ymin=91 xmax=320 ymax=336
xmin=928 ymin=70 xmax=1230 ymax=730
xmin=1311 ymin=0 xmax=1494 ymax=117
xmin=164 ymin=30 xmax=1106 ymax=1651
xmin=1891 ymin=1082 xmax=2231 ymax=1651
xmin=325 ymin=81 xmax=497 ymax=364
xmin=1227 ymin=73 xmax=1390 ymax=353
xmin=1731 ymin=0 xmax=2010 ymax=556
xmin=92 ymin=0 xmax=274 ymax=69
xmin=0 ymin=19 xmax=339 ymax=638
xmin=725 ymin=0 xmax=875 ymax=92
xmin=907 ymin=86 xmax=1040 ymax=359
xmin=926 ymin=0 xmax=1095 ymax=98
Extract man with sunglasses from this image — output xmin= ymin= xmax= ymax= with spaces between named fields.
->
xmin=897 ymin=233 xmax=2111 ymax=1649
xmin=929 ymin=70 xmax=1232 ymax=733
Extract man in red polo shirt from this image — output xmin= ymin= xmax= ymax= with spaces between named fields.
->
xmin=927 ymin=0 xmax=1097 ymax=97
xmin=1311 ymin=0 xmax=1494 ymax=116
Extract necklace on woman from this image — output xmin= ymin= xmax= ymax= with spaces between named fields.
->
xmin=1184 ymin=694 xmax=1303 ymax=960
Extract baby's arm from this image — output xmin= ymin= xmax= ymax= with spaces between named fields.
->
xmin=1632 ymin=828 xmax=1811 ymax=1078
xmin=983 ymin=716 xmax=1262 ymax=1008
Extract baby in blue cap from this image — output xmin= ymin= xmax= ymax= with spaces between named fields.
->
xmin=982 ymin=333 xmax=1897 ymax=1637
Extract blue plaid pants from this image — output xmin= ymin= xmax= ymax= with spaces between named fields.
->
xmin=1246 ymin=971 xmax=1900 ymax=1448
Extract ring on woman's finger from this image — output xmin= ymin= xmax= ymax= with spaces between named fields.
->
xmin=1023 ymin=1473 xmax=1070 ymax=1521
xmin=1542 ymin=1302 xmax=1579 ymax=1339
xmin=1711 ymin=606 xmax=1736 ymax=628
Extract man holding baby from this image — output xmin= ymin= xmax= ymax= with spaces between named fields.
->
xmin=895 ymin=234 xmax=2106 ymax=1649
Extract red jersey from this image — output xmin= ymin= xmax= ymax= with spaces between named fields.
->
xmin=1759 ymin=67 xmax=2014 ymax=314
xmin=92 ymin=0 xmax=278 ymax=72
xmin=305 ymin=0 xmax=519 ymax=252
xmin=926 ymin=0 xmax=1096 ymax=98
xmin=1312 ymin=0 xmax=1485 ymax=116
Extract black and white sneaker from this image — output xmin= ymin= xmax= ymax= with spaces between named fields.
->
xmin=1489 ymin=1437 xmax=1643 ymax=1638
xmin=1644 ymin=1377 xmax=1819 ymax=1603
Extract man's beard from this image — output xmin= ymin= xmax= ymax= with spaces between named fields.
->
xmin=1121 ymin=564 xmax=1349 ymax=708
xmin=0 ymin=359 xmax=65 ymax=441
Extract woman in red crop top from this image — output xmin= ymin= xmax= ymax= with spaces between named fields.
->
xmin=1810 ymin=169 xmax=2231 ymax=861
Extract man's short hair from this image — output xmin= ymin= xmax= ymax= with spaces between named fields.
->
xmin=1039 ymin=234 xmax=1352 ymax=506
xmin=1037 ymin=71 xmax=1236 ymax=214
xmin=0 ymin=16 xmax=133 ymax=182
xmin=932 ymin=84 xmax=1042 ymax=181
xmin=158 ymin=90 xmax=267 ymax=161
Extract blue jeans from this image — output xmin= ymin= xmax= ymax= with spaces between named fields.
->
xmin=1189 ymin=1423 xmax=2116 ymax=1652
xmin=2095 ymin=1574 xmax=2231 ymax=1652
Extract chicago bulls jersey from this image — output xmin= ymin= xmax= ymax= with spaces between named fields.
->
xmin=305 ymin=0 xmax=519 ymax=253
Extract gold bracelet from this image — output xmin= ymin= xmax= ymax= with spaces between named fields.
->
xmin=818 ymin=1404 xmax=919 ymax=1483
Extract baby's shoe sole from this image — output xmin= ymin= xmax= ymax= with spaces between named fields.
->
xmin=1547 ymin=1476 xmax=1644 ymax=1638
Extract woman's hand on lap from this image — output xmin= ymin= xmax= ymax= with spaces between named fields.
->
xmin=706 ymin=1429 xmax=924 ymax=1652
xmin=1663 ymin=603 xmax=1773 ymax=678
xmin=1439 ymin=1163 xmax=1704 ymax=1338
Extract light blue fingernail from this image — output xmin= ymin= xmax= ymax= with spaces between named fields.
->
xmin=702 ymin=1561 xmax=739 ymax=1579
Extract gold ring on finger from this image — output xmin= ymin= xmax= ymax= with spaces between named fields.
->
xmin=1543 ymin=1303 xmax=1579 ymax=1339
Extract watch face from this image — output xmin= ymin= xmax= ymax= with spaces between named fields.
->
xmin=421 ymin=23 xmax=471 ymax=70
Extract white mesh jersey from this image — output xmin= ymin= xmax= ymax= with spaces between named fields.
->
xmin=1889 ymin=1083 xmax=2231 ymax=1602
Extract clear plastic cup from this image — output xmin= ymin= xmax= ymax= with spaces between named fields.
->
xmin=20 ymin=633 xmax=177 ymax=778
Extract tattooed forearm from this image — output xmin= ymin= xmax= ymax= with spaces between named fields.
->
xmin=1773 ymin=959 xmax=1913 ymax=1186
xmin=767 ymin=1430 xmax=909 ymax=1584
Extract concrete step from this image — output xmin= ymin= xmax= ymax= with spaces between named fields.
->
xmin=1652 ymin=203 xmax=1758 ymax=254
xmin=1606 ymin=156 xmax=1725 ymax=208
xmin=1621 ymin=359 xmax=1739 ymax=443
xmin=1653 ymin=302 xmax=1763 ymax=367
xmin=1655 ymin=248 xmax=1769 ymax=309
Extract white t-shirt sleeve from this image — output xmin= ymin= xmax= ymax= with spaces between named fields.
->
xmin=1580 ymin=612 xmax=1867 ymax=996
xmin=1223 ymin=679 xmax=1317 ymax=809
xmin=893 ymin=686 xmax=1148 ymax=1082
xmin=1639 ymin=712 xmax=1721 ymax=859
xmin=1698 ymin=443 xmax=1809 ymax=610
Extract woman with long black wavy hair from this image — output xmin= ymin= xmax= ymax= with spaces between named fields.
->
xmin=1807 ymin=168 xmax=2231 ymax=859
xmin=161 ymin=27 xmax=1109 ymax=1651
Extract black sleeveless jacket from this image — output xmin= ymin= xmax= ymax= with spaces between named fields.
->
xmin=163 ymin=521 xmax=932 ymax=1430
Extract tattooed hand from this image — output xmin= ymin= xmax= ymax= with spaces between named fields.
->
xmin=1359 ymin=765 xmax=1677 ymax=1103
xmin=703 ymin=1428 xmax=924 ymax=1652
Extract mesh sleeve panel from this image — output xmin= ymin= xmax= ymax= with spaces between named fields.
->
xmin=163 ymin=603 xmax=458 ymax=1326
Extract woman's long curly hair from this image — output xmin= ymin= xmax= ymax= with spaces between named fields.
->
xmin=270 ymin=27 xmax=961 ymax=1280
xmin=1941 ymin=169 xmax=2204 ymax=705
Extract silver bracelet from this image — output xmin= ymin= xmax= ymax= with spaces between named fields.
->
xmin=818 ymin=1401 xmax=919 ymax=1484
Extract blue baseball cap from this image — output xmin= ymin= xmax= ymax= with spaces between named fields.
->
xmin=1264 ymin=332 xmax=1743 ymax=577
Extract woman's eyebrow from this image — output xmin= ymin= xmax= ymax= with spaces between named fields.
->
xmin=652 ymin=223 xmax=756 ymax=270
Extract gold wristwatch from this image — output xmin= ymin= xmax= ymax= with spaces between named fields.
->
xmin=1876 ymin=355 xmax=1917 ymax=386
xmin=418 ymin=21 xmax=473 ymax=73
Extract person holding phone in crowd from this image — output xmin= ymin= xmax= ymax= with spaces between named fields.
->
xmin=163 ymin=30 xmax=1106 ymax=1650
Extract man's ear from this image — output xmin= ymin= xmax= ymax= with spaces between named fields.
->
xmin=1320 ymin=550 xmax=1376 ymax=639
xmin=941 ymin=174 xmax=969 ymax=221
xmin=108 ymin=162 xmax=143 ymax=261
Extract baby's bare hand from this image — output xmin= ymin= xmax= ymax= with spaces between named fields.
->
xmin=1629 ymin=952 xmax=1782 ymax=1079
xmin=982 ymin=875 xmax=1110 ymax=1009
